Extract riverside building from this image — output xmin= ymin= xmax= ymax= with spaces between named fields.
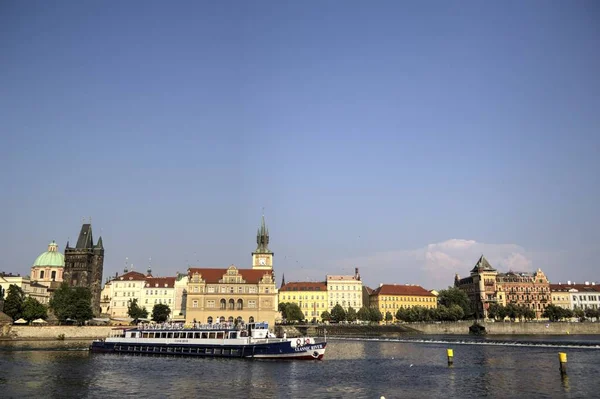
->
xmin=184 ymin=216 xmax=278 ymax=327
xmin=550 ymin=282 xmax=600 ymax=310
xmin=369 ymin=284 xmax=437 ymax=321
xmin=278 ymin=282 xmax=328 ymax=321
xmin=455 ymin=255 xmax=551 ymax=319
xmin=326 ymin=268 xmax=363 ymax=312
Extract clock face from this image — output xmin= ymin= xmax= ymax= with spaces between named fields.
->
xmin=259 ymin=257 xmax=266 ymax=265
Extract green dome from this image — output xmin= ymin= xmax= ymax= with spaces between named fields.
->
xmin=33 ymin=241 xmax=65 ymax=268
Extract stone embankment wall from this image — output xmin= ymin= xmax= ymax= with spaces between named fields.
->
xmin=410 ymin=321 xmax=600 ymax=335
xmin=275 ymin=322 xmax=600 ymax=337
xmin=0 ymin=325 xmax=113 ymax=340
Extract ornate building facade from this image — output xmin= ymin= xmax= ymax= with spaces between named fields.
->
xmin=455 ymin=255 xmax=551 ymax=319
xmin=184 ymin=216 xmax=278 ymax=327
xmin=63 ymin=223 xmax=104 ymax=315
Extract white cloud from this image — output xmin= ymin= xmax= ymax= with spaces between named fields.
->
xmin=326 ymin=239 xmax=536 ymax=289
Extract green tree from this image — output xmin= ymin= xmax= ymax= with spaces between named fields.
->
xmin=49 ymin=283 xmax=94 ymax=325
xmin=284 ymin=303 xmax=305 ymax=322
xmin=437 ymin=287 xmax=472 ymax=319
xmin=448 ymin=304 xmax=465 ymax=321
xmin=385 ymin=311 xmax=393 ymax=323
xmin=574 ymin=308 xmax=585 ymax=322
xmin=331 ymin=304 xmax=346 ymax=323
xmin=396 ymin=307 xmax=409 ymax=322
xmin=3 ymin=284 xmax=25 ymax=320
xmin=357 ymin=306 xmax=371 ymax=322
xmin=127 ymin=299 xmax=149 ymax=320
xmin=22 ymin=297 xmax=47 ymax=321
xmin=585 ymin=308 xmax=598 ymax=321
xmin=320 ymin=310 xmax=331 ymax=322
xmin=369 ymin=308 xmax=383 ymax=323
xmin=152 ymin=303 xmax=171 ymax=322
xmin=346 ymin=306 xmax=357 ymax=323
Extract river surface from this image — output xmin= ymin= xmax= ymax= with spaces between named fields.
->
xmin=2 ymin=335 xmax=600 ymax=398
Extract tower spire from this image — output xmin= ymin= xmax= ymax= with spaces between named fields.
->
xmin=281 ymin=273 xmax=286 ymax=288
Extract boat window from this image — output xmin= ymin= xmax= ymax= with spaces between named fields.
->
xmin=216 ymin=332 xmax=224 ymax=339
xmin=209 ymin=332 xmax=216 ymax=339
xmin=187 ymin=332 xmax=193 ymax=339
xmin=229 ymin=332 xmax=237 ymax=339
xmin=168 ymin=333 xmax=174 ymax=339
xmin=161 ymin=332 xmax=167 ymax=338
xmin=194 ymin=333 xmax=201 ymax=339
xmin=142 ymin=333 xmax=148 ymax=338
xmin=201 ymin=332 xmax=208 ymax=339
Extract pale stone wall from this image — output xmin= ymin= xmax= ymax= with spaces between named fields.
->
xmin=410 ymin=321 xmax=600 ymax=335
xmin=0 ymin=325 xmax=113 ymax=340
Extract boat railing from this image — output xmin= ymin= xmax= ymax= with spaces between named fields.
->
xmin=137 ymin=322 xmax=245 ymax=331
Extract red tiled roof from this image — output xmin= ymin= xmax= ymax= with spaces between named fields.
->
xmin=116 ymin=271 xmax=147 ymax=281
xmin=280 ymin=282 xmax=327 ymax=291
xmin=188 ymin=268 xmax=273 ymax=284
xmin=145 ymin=277 xmax=176 ymax=288
xmin=371 ymin=284 xmax=435 ymax=297
xmin=550 ymin=284 xmax=600 ymax=292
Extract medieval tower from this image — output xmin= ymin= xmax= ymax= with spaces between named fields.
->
xmin=63 ymin=223 xmax=104 ymax=315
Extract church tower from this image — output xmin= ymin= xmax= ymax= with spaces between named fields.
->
xmin=252 ymin=215 xmax=273 ymax=270
xmin=63 ymin=223 xmax=104 ymax=315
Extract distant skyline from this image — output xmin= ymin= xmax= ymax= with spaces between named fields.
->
xmin=2 ymin=1 xmax=599 ymax=290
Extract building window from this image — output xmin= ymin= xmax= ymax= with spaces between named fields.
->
xmin=249 ymin=287 xmax=257 ymax=294
xmin=40 ymin=270 xmax=45 ymax=279
xmin=229 ymin=299 xmax=235 ymax=310
xmin=248 ymin=300 xmax=256 ymax=308
xmin=192 ymin=300 xmax=198 ymax=308
xmin=237 ymin=299 xmax=243 ymax=310
xmin=193 ymin=286 xmax=199 ymax=293
xmin=220 ymin=299 xmax=226 ymax=309
xmin=238 ymin=287 xmax=243 ymax=293
xmin=208 ymin=287 xmax=215 ymax=293
xmin=207 ymin=300 xmax=215 ymax=308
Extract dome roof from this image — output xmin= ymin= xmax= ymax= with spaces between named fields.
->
xmin=33 ymin=241 xmax=65 ymax=268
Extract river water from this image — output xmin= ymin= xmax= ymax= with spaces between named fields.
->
xmin=2 ymin=335 xmax=600 ymax=398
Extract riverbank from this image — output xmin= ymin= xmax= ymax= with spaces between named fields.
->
xmin=2 ymin=321 xmax=600 ymax=341
xmin=0 ymin=325 xmax=113 ymax=341
xmin=277 ymin=321 xmax=600 ymax=338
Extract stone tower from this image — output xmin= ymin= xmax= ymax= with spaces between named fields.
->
xmin=252 ymin=215 xmax=274 ymax=270
xmin=63 ymin=223 xmax=104 ymax=315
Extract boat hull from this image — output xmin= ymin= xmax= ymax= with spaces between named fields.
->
xmin=90 ymin=340 xmax=326 ymax=360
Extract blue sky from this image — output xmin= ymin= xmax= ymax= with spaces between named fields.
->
xmin=2 ymin=1 xmax=599 ymax=289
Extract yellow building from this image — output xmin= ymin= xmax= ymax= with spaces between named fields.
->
xmin=185 ymin=216 xmax=278 ymax=328
xmin=326 ymin=268 xmax=363 ymax=312
xmin=370 ymin=284 xmax=437 ymax=321
xmin=279 ymin=282 xmax=328 ymax=321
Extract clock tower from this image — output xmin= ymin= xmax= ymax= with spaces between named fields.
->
xmin=252 ymin=215 xmax=273 ymax=270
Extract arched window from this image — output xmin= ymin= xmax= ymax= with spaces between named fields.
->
xmin=237 ymin=316 xmax=243 ymax=324
xmin=229 ymin=299 xmax=235 ymax=310
xmin=219 ymin=316 xmax=225 ymax=323
xmin=220 ymin=299 xmax=226 ymax=309
xmin=228 ymin=316 xmax=234 ymax=323
xmin=237 ymin=299 xmax=243 ymax=310
xmin=207 ymin=316 xmax=213 ymax=324
xmin=249 ymin=316 xmax=255 ymax=323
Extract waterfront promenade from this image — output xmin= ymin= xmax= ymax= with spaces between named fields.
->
xmin=3 ymin=322 xmax=600 ymax=341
